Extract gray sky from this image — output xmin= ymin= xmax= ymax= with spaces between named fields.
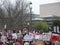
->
xmin=29 ymin=0 xmax=60 ymax=14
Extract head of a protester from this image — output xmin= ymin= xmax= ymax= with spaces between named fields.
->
xmin=16 ymin=39 xmax=22 ymax=43
xmin=13 ymin=30 xmax=16 ymax=33
xmin=0 ymin=33 xmax=1 ymax=36
xmin=17 ymin=30 xmax=19 ymax=33
xmin=16 ymin=39 xmax=22 ymax=45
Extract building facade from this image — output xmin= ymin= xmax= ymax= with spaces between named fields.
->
xmin=40 ymin=2 xmax=60 ymax=25
xmin=40 ymin=2 xmax=60 ymax=17
xmin=40 ymin=2 xmax=60 ymax=33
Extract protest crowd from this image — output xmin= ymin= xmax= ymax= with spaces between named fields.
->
xmin=0 ymin=29 xmax=60 ymax=45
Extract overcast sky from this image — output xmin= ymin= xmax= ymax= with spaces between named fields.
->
xmin=29 ymin=0 xmax=60 ymax=14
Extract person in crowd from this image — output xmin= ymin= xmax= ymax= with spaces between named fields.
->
xmin=24 ymin=41 xmax=29 ymax=45
xmin=1 ymin=34 xmax=7 ymax=44
xmin=55 ymin=39 xmax=60 ymax=45
xmin=44 ymin=41 xmax=52 ymax=45
xmin=0 ymin=33 xmax=4 ymax=45
xmin=15 ymin=39 xmax=22 ymax=45
xmin=12 ymin=30 xmax=17 ymax=43
xmin=0 ymin=40 xmax=4 ymax=45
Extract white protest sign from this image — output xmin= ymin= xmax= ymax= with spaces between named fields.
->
xmin=24 ymin=34 xmax=33 ymax=41
xmin=42 ymin=33 xmax=51 ymax=41
xmin=35 ymin=35 xmax=40 ymax=40
xmin=39 ymin=34 xmax=43 ymax=40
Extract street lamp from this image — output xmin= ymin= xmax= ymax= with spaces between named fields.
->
xmin=29 ymin=2 xmax=32 ymax=31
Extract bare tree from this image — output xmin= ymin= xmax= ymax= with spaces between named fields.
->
xmin=0 ymin=0 xmax=30 ymax=30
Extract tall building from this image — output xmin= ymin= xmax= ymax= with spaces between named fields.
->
xmin=40 ymin=2 xmax=60 ymax=32
xmin=40 ymin=2 xmax=60 ymax=17
xmin=40 ymin=2 xmax=60 ymax=26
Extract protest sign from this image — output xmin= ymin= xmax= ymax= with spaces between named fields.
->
xmin=39 ymin=34 xmax=43 ymax=40
xmin=24 ymin=34 xmax=33 ymax=41
xmin=50 ymin=34 xmax=59 ymax=42
xmin=35 ymin=35 xmax=40 ymax=40
xmin=42 ymin=33 xmax=51 ymax=41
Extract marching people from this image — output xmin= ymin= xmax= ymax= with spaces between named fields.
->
xmin=0 ymin=29 xmax=60 ymax=45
